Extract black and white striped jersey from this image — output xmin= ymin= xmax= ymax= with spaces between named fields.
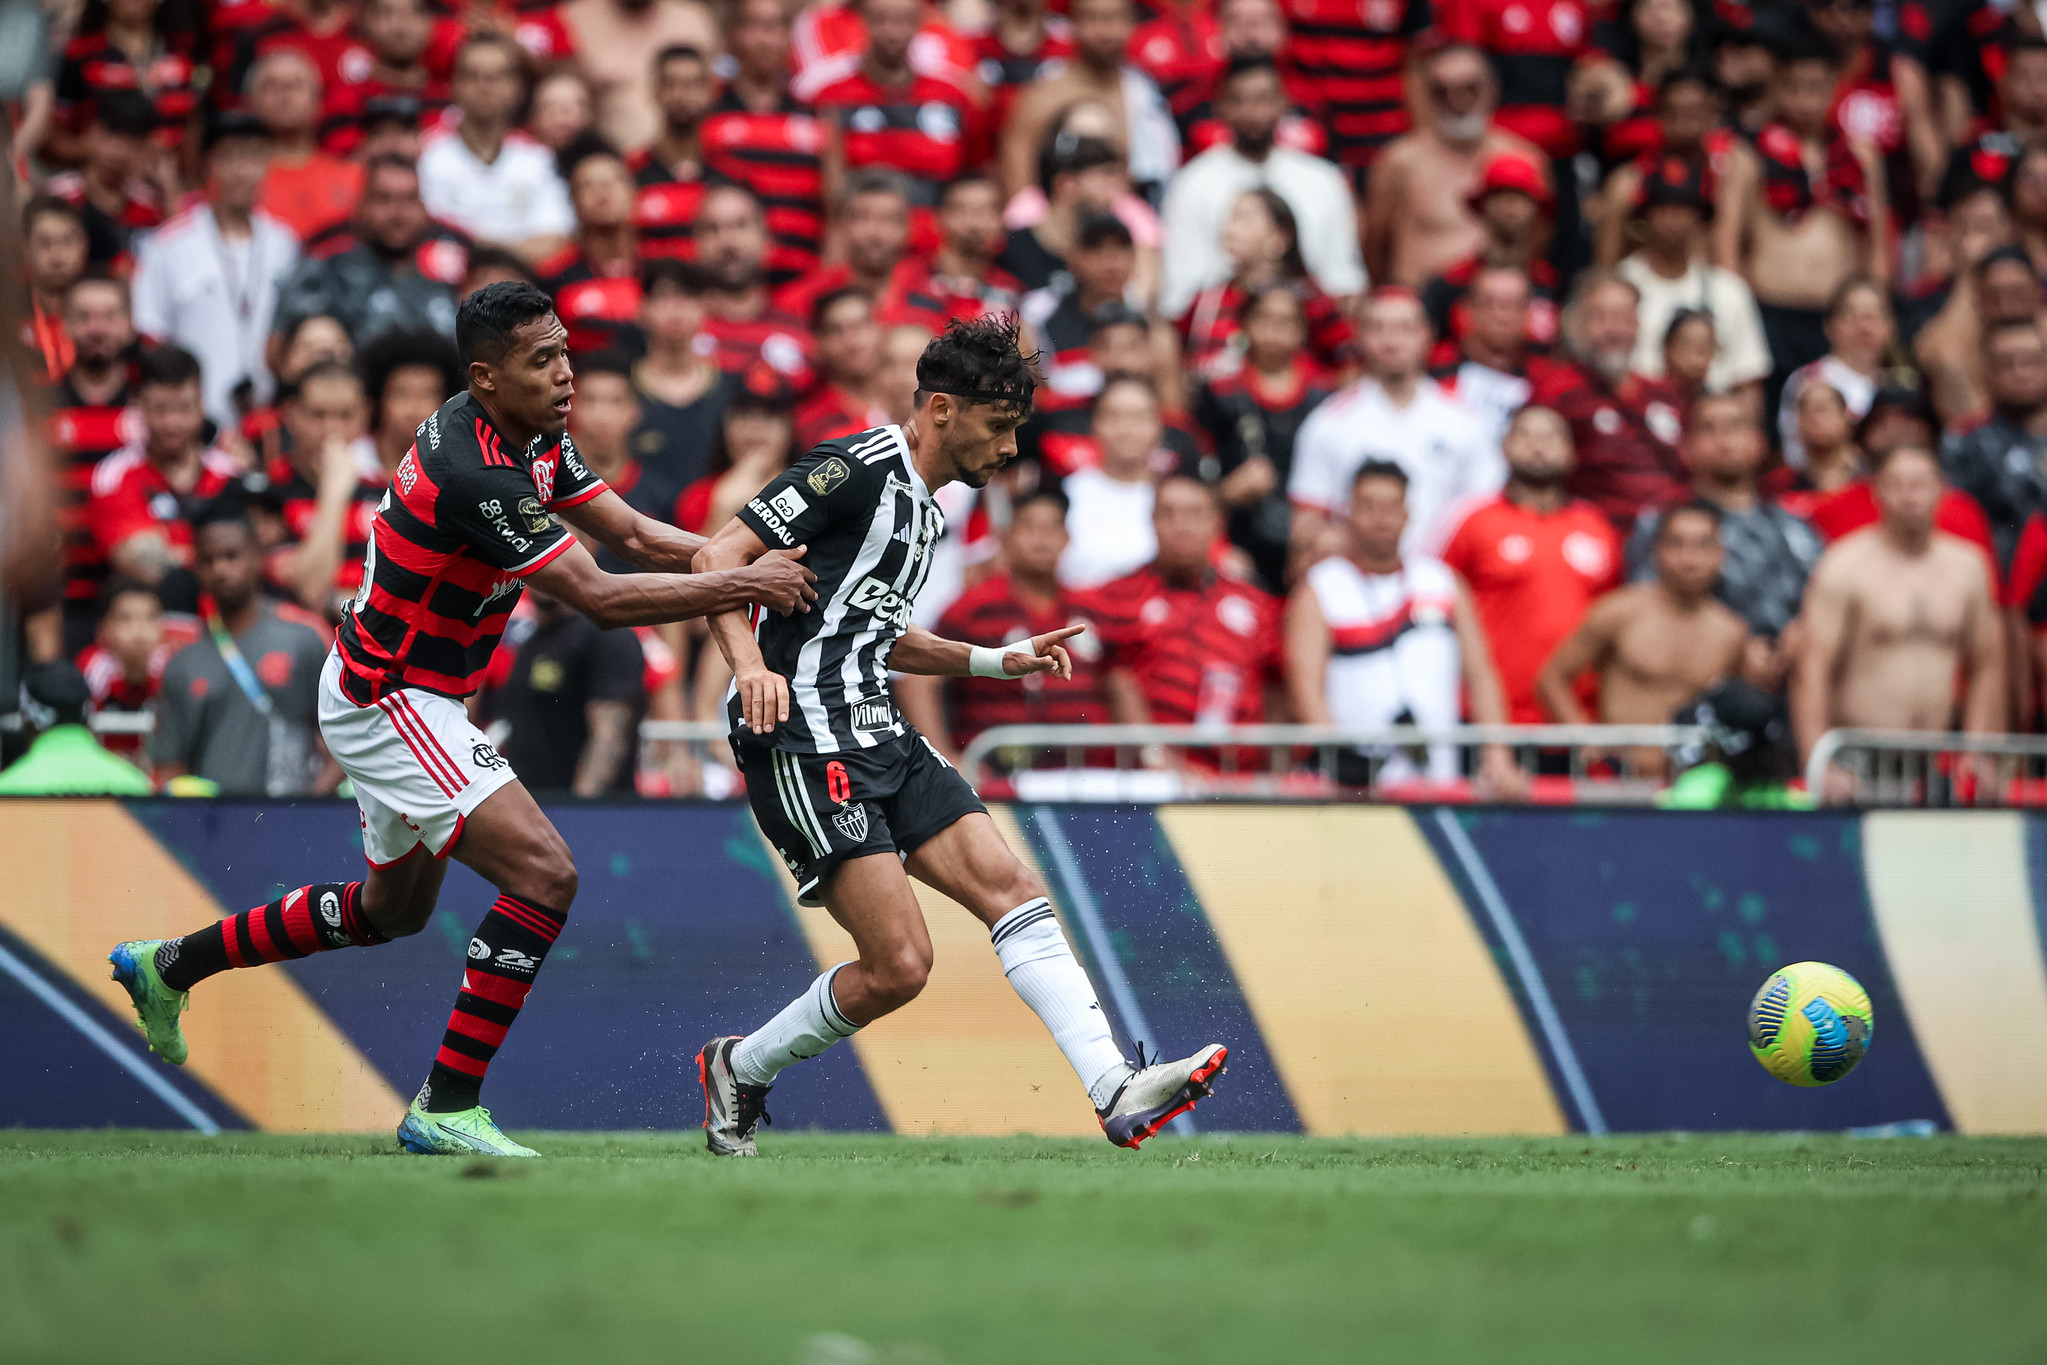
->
xmin=731 ymin=424 xmax=946 ymax=753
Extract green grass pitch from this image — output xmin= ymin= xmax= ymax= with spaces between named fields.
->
xmin=2 ymin=1131 xmax=2043 ymax=1364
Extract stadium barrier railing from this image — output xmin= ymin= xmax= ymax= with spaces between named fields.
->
xmin=1804 ymin=728 xmax=2047 ymax=807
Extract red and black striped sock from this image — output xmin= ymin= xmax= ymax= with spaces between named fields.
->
xmin=420 ymin=894 xmax=567 ymax=1113
xmin=155 ymin=883 xmax=383 ymax=991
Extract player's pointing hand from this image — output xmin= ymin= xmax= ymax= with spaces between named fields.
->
xmin=748 ymin=546 xmax=819 ymax=614
xmin=1006 ymin=623 xmax=1087 ymax=681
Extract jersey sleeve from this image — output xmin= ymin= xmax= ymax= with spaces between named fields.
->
xmin=548 ymin=434 xmax=608 ymax=510
xmin=434 ymin=458 xmax=580 ymax=576
xmin=734 ymin=441 xmax=885 ymax=550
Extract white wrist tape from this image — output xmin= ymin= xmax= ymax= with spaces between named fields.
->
xmin=969 ymin=645 xmax=1022 ymax=678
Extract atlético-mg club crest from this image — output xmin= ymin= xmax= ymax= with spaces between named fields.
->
xmin=833 ymin=802 xmax=869 ymax=843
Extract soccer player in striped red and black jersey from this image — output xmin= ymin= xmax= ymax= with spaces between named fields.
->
xmin=48 ymin=274 xmax=139 ymax=658
xmin=631 ymin=45 xmax=717 ymax=263
xmin=1288 ymin=0 xmax=1431 ymax=180
xmin=109 ymin=282 xmax=818 ymax=1159
xmin=706 ymin=0 xmax=830 ymax=286
xmin=812 ymin=0 xmax=986 ymax=236
xmin=537 ymin=137 xmax=645 ymax=355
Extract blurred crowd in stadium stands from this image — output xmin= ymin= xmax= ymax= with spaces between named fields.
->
xmin=5 ymin=0 xmax=2046 ymax=801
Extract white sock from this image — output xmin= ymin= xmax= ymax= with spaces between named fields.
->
xmin=732 ymin=964 xmax=859 ymax=1085
xmin=991 ymin=899 xmax=1130 ymax=1109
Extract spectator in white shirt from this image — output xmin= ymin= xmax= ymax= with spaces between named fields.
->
xmin=1616 ymin=160 xmax=1771 ymax=399
xmin=1290 ymin=289 xmax=1503 ymax=556
xmin=1158 ymin=56 xmax=1365 ymax=320
xmin=130 ymin=114 xmax=300 ymax=432
xmin=417 ymin=32 xmax=575 ymax=256
xmin=1060 ymin=373 xmax=1170 ymax=588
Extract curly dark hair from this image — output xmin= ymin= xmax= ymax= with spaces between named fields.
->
xmin=356 ymin=327 xmax=462 ymax=429
xmin=914 ymin=315 xmax=1037 ymax=415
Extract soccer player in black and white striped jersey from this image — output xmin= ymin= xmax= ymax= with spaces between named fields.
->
xmin=693 ymin=316 xmax=1229 ymax=1153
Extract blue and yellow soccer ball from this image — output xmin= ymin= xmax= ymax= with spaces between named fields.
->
xmin=1747 ymin=962 xmax=1874 ymax=1086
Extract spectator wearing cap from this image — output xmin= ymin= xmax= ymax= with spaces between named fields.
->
xmin=633 ymin=258 xmax=738 ymax=510
xmin=1658 ymin=679 xmax=1812 ymax=809
xmin=1941 ymin=318 xmax=2047 ymax=569
xmin=897 ymin=487 xmax=1106 ymax=766
xmin=84 ymin=347 xmax=244 ymax=615
xmin=774 ymin=170 xmax=917 ymax=326
xmin=1775 ymin=275 xmax=1892 ymax=469
xmin=1059 ymin=373 xmax=1179 ymax=589
xmin=1615 ymin=153 xmax=1772 ymax=398
xmin=795 ymin=288 xmax=893 ymax=451
xmin=417 ymin=33 xmax=575 ymax=255
xmin=43 ymin=88 xmax=167 ymax=269
xmin=0 ymin=663 xmax=153 ymax=796
xmin=249 ymin=47 xmax=367 ymax=239
xmin=273 ymin=154 xmax=466 ymax=347
xmin=320 ymin=0 xmax=449 ymax=157
xmin=1000 ymin=0 xmax=1180 ymax=205
xmin=998 ymin=134 xmax=1130 ymax=295
xmin=151 ymin=496 xmax=333 ymax=797
xmin=1418 ymin=153 xmax=1560 ymax=368
xmin=694 ymin=183 xmax=817 ymax=389
xmin=1161 ymin=55 xmax=1364 ymax=319
xmin=130 ymin=114 xmax=300 ymax=433
xmin=1532 ymin=268 xmax=1687 ymax=529
xmin=1022 ymin=213 xmax=1143 ymax=401
xmin=536 ymin=135 xmax=644 ymax=355
xmin=1361 ymin=43 xmax=1549 ymax=290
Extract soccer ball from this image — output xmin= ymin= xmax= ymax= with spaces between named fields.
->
xmin=1747 ymin=962 xmax=1874 ymax=1086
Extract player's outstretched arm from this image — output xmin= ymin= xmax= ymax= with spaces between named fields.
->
xmin=558 ymin=489 xmax=707 ymax=572
xmin=529 ymin=536 xmax=815 ymax=630
xmin=887 ymin=623 xmax=1085 ymax=678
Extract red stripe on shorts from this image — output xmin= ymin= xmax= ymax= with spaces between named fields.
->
xmin=378 ymin=696 xmax=462 ymax=798
xmin=398 ymin=693 xmax=470 ymax=793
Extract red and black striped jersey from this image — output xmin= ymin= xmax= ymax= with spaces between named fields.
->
xmin=49 ymin=375 xmax=139 ymax=606
xmin=701 ymin=88 xmax=828 ymax=286
xmin=933 ymin=574 xmax=1104 ymax=752
xmin=334 ymin=392 xmax=607 ymax=704
xmin=700 ymin=306 xmax=816 ymax=391
xmin=1080 ymin=566 xmax=1283 ymax=725
xmin=969 ymin=21 xmax=1074 ymax=132
xmin=536 ymin=245 xmax=643 ymax=355
xmin=257 ymin=451 xmax=387 ymax=601
xmin=319 ymin=75 xmax=453 ymax=156
xmin=794 ymin=384 xmax=893 ymax=452
xmin=628 ymin=150 xmax=707 ymax=262
xmin=1178 ymin=280 xmax=1357 ymax=379
xmin=1285 ymin=0 xmax=1431 ymax=172
xmin=882 ymin=259 xmax=1024 ymax=331
xmin=1128 ymin=11 xmax=1224 ymax=120
xmin=86 ymin=444 xmax=242 ymax=587
xmin=1178 ymin=66 xmax=1329 ymax=158
xmin=53 ymin=33 xmax=202 ymax=149
xmin=44 ymin=171 xmax=164 ymax=270
xmin=810 ymin=68 xmax=984 ymax=205
xmin=1439 ymin=0 xmax=1593 ymax=157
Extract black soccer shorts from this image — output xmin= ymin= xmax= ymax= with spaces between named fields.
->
xmin=734 ymin=730 xmax=987 ymax=907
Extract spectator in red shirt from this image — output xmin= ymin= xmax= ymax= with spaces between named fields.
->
xmin=775 ymin=168 xmax=915 ymax=322
xmin=537 ymin=135 xmax=644 ymax=354
xmin=887 ymin=171 xmax=1024 ymax=331
xmin=1536 ymin=267 xmax=1687 ymax=528
xmin=702 ymin=0 xmax=828 ymax=286
xmin=48 ymin=0 xmax=203 ymax=162
xmin=260 ymin=359 xmax=383 ymax=618
xmin=51 ymin=273 xmax=140 ymax=657
xmin=1088 ymin=475 xmax=1286 ymax=729
xmin=1174 ymin=0 xmax=1330 ymax=160
xmin=795 ymin=287 xmax=893 ymax=450
xmin=813 ymin=0 xmax=984 ymax=235
xmin=898 ymin=487 xmax=1105 ymax=764
xmin=695 ymin=182 xmax=816 ymax=389
xmin=46 ymin=89 xmax=166 ymax=269
xmin=320 ymin=0 xmax=451 ymax=155
xmin=1434 ymin=405 xmax=1621 ymax=724
xmin=86 ymin=346 xmax=242 ymax=614
xmin=76 ymin=577 xmax=176 ymax=768
xmin=23 ymin=197 xmax=89 ymax=382
xmin=630 ymin=44 xmax=715 ymax=261
xmin=250 ymin=47 xmax=367 ymax=239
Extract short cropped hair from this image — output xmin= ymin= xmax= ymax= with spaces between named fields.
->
xmin=137 ymin=345 xmax=203 ymax=390
xmin=641 ymin=256 xmax=712 ymax=296
xmin=1657 ymin=499 xmax=1724 ymax=540
xmin=1351 ymin=458 xmax=1409 ymax=492
xmin=914 ymin=315 xmax=1036 ymax=415
xmin=456 ymin=280 xmax=556 ymax=367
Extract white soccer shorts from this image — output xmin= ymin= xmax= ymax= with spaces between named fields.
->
xmin=317 ymin=649 xmax=520 ymax=867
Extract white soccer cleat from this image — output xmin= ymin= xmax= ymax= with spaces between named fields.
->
xmin=697 ymin=1035 xmax=772 ymax=1157
xmin=1097 ymin=1043 xmax=1229 ymax=1149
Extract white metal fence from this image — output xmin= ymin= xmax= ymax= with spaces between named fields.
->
xmin=1803 ymin=729 xmax=2047 ymax=808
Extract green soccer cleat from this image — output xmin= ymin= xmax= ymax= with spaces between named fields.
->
xmin=108 ymin=940 xmax=189 ymax=1066
xmin=397 ymin=1096 xmax=540 ymax=1158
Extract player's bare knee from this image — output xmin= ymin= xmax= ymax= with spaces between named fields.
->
xmin=870 ymin=944 xmax=932 ymax=1010
xmin=507 ymin=838 xmax=578 ymax=911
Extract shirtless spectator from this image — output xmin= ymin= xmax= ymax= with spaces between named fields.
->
xmin=1002 ymin=0 xmax=1180 ymax=202
xmin=1290 ymin=290 xmax=1500 ymax=557
xmin=1777 ymin=275 xmax=1892 ymax=469
xmin=1436 ymin=406 xmax=1621 ymax=726
xmin=560 ymin=0 xmax=718 ymax=154
xmin=1362 ymin=43 xmax=1548 ymax=288
xmin=1535 ymin=269 xmax=1686 ymax=527
xmin=1627 ymin=391 xmax=1820 ymax=685
xmin=1537 ymin=502 xmax=1749 ymax=774
xmin=1158 ymin=56 xmax=1364 ymax=319
xmin=1940 ymin=318 xmax=2047 ymax=568
xmin=1286 ymin=461 xmax=1521 ymax=794
xmin=1418 ymin=154 xmax=1559 ymax=369
xmin=1796 ymin=444 xmax=2003 ymax=802
xmin=1716 ymin=31 xmax=1886 ymax=411
xmin=1917 ymin=244 xmax=2040 ymax=427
